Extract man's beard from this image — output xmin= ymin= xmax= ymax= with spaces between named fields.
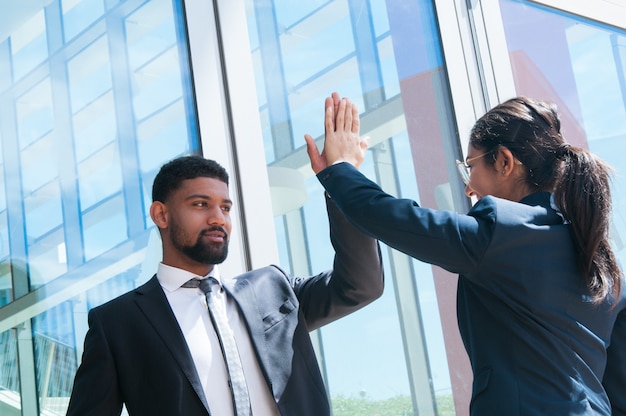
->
xmin=171 ymin=223 xmax=229 ymax=265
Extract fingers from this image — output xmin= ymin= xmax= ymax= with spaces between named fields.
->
xmin=352 ymin=136 xmax=370 ymax=169
xmin=325 ymin=96 xmax=334 ymax=112
xmin=360 ymin=136 xmax=370 ymax=151
xmin=335 ymin=96 xmax=348 ymax=132
xmin=327 ymin=92 xmax=360 ymax=132
xmin=304 ymin=133 xmax=326 ymax=174
xmin=331 ymin=94 xmax=359 ymax=135
xmin=344 ymin=98 xmax=353 ymax=132
xmin=332 ymin=92 xmax=340 ymax=120
xmin=304 ymin=134 xmax=317 ymax=156
xmin=324 ymin=97 xmax=334 ymax=135
xmin=351 ymin=102 xmax=360 ymax=134
xmin=314 ymin=92 xmax=365 ymax=169
xmin=335 ymin=96 xmax=359 ymax=133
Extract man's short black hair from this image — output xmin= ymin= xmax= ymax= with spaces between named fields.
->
xmin=151 ymin=155 xmax=229 ymax=203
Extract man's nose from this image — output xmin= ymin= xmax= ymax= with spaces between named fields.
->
xmin=207 ymin=207 xmax=226 ymax=224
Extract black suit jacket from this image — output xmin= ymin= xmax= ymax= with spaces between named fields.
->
xmin=66 ymin=198 xmax=383 ymax=416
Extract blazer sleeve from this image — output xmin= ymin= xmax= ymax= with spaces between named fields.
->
xmin=604 ymin=306 xmax=626 ymax=415
xmin=317 ymin=162 xmax=494 ymax=274
xmin=67 ymin=308 xmax=124 ymax=416
xmin=293 ymin=193 xmax=384 ymax=331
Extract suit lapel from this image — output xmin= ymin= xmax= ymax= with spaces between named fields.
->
xmin=222 ymin=275 xmax=275 ymax=396
xmin=134 ymin=275 xmax=210 ymax=412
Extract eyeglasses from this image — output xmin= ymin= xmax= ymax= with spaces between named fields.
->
xmin=455 ymin=152 xmax=490 ymax=185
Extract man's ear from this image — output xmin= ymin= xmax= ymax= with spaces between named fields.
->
xmin=150 ymin=201 xmax=168 ymax=229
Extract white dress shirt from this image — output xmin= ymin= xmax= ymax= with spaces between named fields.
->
xmin=157 ymin=263 xmax=280 ymax=415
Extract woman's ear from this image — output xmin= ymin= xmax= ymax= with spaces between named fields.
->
xmin=150 ymin=201 xmax=168 ymax=229
xmin=497 ymin=146 xmax=517 ymax=177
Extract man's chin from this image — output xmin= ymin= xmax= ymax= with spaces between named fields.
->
xmin=203 ymin=255 xmax=227 ymax=265
xmin=184 ymin=245 xmax=228 ymax=265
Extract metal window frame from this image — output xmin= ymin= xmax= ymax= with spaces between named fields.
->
xmin=183 ymin=0 xmax=279 ymax=279
xmin=530 ymin=0 xmax=626 ymax=30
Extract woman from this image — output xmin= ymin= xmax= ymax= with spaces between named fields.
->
xmin=305 ymin=93 xmax=625 ymax=415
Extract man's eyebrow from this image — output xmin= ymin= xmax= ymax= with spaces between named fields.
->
xmin=185 ymin=194 xmax=233 ymax=205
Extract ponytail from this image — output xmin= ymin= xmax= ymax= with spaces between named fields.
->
xmin=554 ymin=146 xmax=622 ymax=303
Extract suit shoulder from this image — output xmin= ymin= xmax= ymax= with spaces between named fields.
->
xmin=90 ymin=276 xmax=158 ymax=313
xmin=236 ymin=264 xmax=291 ymax=283
xmin=481 ymin=192 xmax=558 ymax=226
xmin=89 ymin=290 xmax=136 ymax=316
xmin=467 ymin=195 xmax=498 ymax=222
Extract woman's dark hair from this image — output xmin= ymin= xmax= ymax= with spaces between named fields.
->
xmin=469 ymin=97 xmax=622 ymax=303
xmin=152 ymin=155 xmax=229 ymax=203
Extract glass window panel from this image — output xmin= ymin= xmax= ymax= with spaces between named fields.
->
xmin=28 ymin=230 xmax=68 ymax=287
xmin=0 ymin=329 xmax=19 ymax=410
xmin=67 ymin=35 xmax=112 ymax=114
xmin=322 ymin=263 xmax=411 ymax=399
xmin=499 ymin=0 xmax=626 ymax=277
xmin=371 ymin=0 xmax=391 ymax=36
xmin=273 ymin=0 xmax=325 ymax=28
xmin=131 ymin=47 xmax=183 ymax=119
xmin=245 ymin=0 xmax=461 ymax=414
xmin=0 ymin=42 xmax=12 ymax=93
xmin=280 ymin=4 xmax=355 ymax=87
xmin=378 ymin=35 xmax=401 ymax=98
xmin=24 ymin=180 xmax=64 ymax=241
xmin=0 ymin=211 xmax=11 ymax=307
xmin=0 ymin=140 xmax=13 ymax=304
xmin=82 ymin=194 xmax=127 ymax=261
xmin=62 ymin=0 xmax=105 ymax=41
xmin=16 ymin=79 xmax=54 ymax=149
xmin=126 ymin=0 xmax=184 ymax=121
xmin=125 ymin=0 xmax=177 ymax=70
xmin=0 ymin=164 xmax=7 ymax=216
xmin=32 ymin=302 xmax=78 ymax=409
xmin=77 ymin=142 xmax=123 ymax=209
xmin=20 ymin=132 xmax=59 ymax=194
xmin=286 ymin=59 xmax=362 ymax=151
xmin=72 ymin=91 xmax=117 ymax=162
xmin=10 ymin=10 xmax=48 ymax=80
xmin=136 ymin=99 xmax=191 ymax=169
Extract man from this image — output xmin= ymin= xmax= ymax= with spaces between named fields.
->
xmin=66 ymin=155 xmax=384 ymax=416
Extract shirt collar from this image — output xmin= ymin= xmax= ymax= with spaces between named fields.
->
xmin=157 ymin=263 xmax=222 ymax=292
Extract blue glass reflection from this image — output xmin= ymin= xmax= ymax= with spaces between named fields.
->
xmin=0 ymin=0 xmax=200 ymax=412
xmin=500 ymin=0 xmax=626 ymax=275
